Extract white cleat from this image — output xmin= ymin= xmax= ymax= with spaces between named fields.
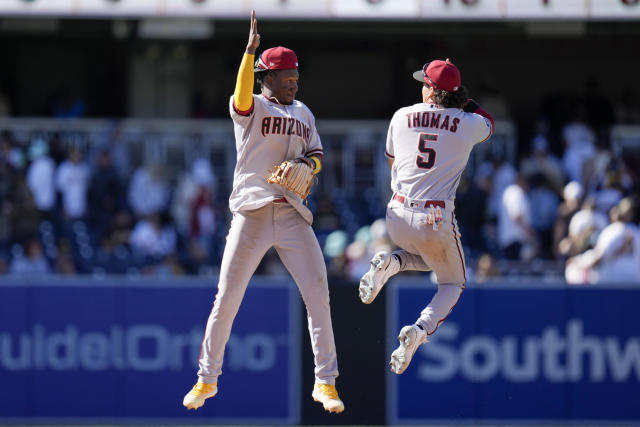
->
xmin=183 ymin=382 xmax=218 ymax=410
xmin=389 ymin=325 xmax=428 ymax=375
xmin=359 ymin=251 xmax=400 ymax=304
xmin=312 ymin=383 xmax=345 ymax=414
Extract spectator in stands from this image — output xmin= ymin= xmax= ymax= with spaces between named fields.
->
xmin=323 ymin=230 xmax=348 ymax=279
xmin=590 ymin=198 xmax=640 ymax=282
xmin=172 ymin=169 xmax=200 ymax=237
xmin=88 ymin=149 xmax=123 ymax=239
xmin=565 ymin=198 xmax=640 ymax=284
xmin=9 ymin=176 xmax=40 ymax=245
xmin=558 ymin=196 xmax=608 ymax=259
xmin=313 ymin=190 xmax=342 ymax=238
xmin=129 ymin=213 xmax=177 ymax=258
xmin=55 ymin=146 xmax=90 ymax=220
xmin=0 ymin=202 xmax=10 ymax=252
xmin=0 ymin=132 xmax=21 ymax=248
xmin=1 ymin=130 xmax=26 ymax=171
xmin=109 ymin=210 xmax=134 ymax=248
xmin=592 ymin=166 xmax=626 ymax=215
xmin=581 ymin=141 xmax=614 ymax=196
xmin=26 ymin=137 xmax=56 ymax=219
xmin=486 ymin=152 xmax=516 ymax=221
xmin=344 ymin=225 xmax=373 ymax=282
xmin=106 ymin=126 xmax=132 ymax=182
xmin=48 ymin=132 xmax=67 ymax=165
xmin=561 ymin=109 xmax=596 ymax=185
xmin=474 ymin=253 xmax=500 ymax=283
xmin=528 ymin=173 xmax=560 ymax=257
xmin=128 ymin=162 xmax=170 ymax=218
xmin=497 ymin=173 xmax=536 ymax=260
xmin=456 ymin=171 xmax=489 ymax=255
xmin=141 ymin=254 xmax=186 ymax=277
xmin=520 ymin=134 xmax=564 ymax=195
xmin=553 ymin=181 xmax=584 ymax=259
xmin=170 ymin=158 xmax=219 ymax=268
xmin=53 ymin=238 xmax=77 ymax=275
xmin=189 ymin=179 xmax=217 ymax=257
xmin=171 ymin=158 xmax=217 ymax=237
xmin=9 ymin=239 xmax=50 ymax=275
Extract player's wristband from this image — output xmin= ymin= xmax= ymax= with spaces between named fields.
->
xmin=463 ymin=99 xmax=480 ymax=113
xmin=307 ymin=155 xmax=322 ymax=175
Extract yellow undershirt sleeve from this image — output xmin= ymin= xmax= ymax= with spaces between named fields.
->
xmin=233 ymin=53 xmax=255 ymax=112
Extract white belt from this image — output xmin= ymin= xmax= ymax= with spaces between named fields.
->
xmin=392 ymin=193 xmax=454 ymax=211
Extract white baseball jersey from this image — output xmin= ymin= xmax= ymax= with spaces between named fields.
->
xmin=229 ymin=94 xmax=322 ymax=223
xmin=385 ymin=103 xmax=492 ymax=201
xmin=196 ymin=93 xmax=339 ymax=389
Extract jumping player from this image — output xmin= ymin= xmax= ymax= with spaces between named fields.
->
xmin=183 ymin=11 xmax=344 ymax=413
xmin=359 ymin=59 xmax=494 ymax=374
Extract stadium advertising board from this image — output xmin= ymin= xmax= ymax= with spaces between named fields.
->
xmin=0 ymin=278 xmax=300 ymax=425
xmin=388 ymin=280 xmax=640 ymax=425
xmin=0 ymin=0 xmax=638 ymax=19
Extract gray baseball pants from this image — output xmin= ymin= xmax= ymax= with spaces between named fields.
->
xmin=197 ymin=201 xmax=339 ymax=385
xmin=386 ymin=200 xmax=465 ymax=335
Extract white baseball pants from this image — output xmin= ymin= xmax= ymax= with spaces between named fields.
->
xmin=197 ymin=201 xmax=339 ymax=385
xmin=386 ymin=200 xmax=465 ymax=335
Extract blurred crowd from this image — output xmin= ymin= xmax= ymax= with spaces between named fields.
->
xmin=0 ymin=130 xmax=224 ymax=277
xmin=1 ymin=97 xmax=639 ymax=284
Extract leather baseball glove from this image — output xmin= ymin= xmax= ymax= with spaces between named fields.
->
xmin=267 ymin=158 xmax=315 ymax=199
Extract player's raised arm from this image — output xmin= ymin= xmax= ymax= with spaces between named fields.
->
xmin=232 ymin=10 xmax=260 ymax=115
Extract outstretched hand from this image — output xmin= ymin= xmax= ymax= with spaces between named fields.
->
xmin=246 ymin=10 xmax=260 ymax=55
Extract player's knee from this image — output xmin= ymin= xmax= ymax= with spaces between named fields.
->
xmin=436 ymin=279 xmax=465 ymax=290
xmin=306 ymin=270 xmax=328 ymax=289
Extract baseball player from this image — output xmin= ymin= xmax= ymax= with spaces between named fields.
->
xmin=359 ymin=59 xmax=494 ymax=374
xmin=183 ymin=11 xmax=344 ymax=413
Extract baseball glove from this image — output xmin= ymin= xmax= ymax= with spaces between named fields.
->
xmin=267 ymin=159 xmax=314 ymax=199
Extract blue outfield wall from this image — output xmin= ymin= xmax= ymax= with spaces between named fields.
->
xmin=3 ymin=277 xmax=640 ymax=425
xmin=0 ymin=277 xmax=301 ymax=425
xmin=387 ymin=279 xmax=640 ymax=426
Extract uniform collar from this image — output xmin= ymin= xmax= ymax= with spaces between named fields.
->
xmin=262 ymin=93 xmax=294 ymax=106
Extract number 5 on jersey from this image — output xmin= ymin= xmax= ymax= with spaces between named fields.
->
xmin=417 ymin=133 xmax=437 ymax=169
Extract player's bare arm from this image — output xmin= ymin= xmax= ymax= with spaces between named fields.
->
xmin=246 ymin=10 xmax=260 ymax=54
xmin=233 ymin=10 xmax=259 ymax=115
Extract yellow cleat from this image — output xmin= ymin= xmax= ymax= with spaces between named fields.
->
xmin=182 ymin=381 xmax=217 ymax=410
xmin=312 ymin=383 xmax=345 ymax=414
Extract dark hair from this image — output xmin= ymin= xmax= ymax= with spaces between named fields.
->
xmin=255 ymin=70 xmax=279 ymax=89
xmin=432 ymin=84 xmax=468 ymax=109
